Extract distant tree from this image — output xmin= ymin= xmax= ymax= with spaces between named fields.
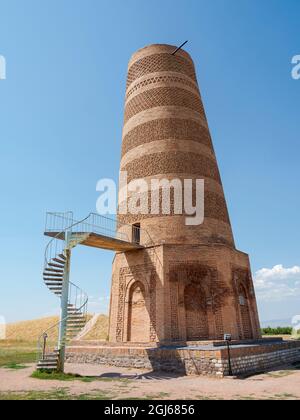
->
xmin=261 ymin=327 xmax=293 ymax=336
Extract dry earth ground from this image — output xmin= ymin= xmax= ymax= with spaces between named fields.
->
xmin=0 ymin=363 xmax=300 ymax=400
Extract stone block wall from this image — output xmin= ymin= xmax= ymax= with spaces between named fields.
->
xmin=222 ymin=341 xmax=300 ymax=376
xmin=66 ymin=341 xmax=300 ymax=378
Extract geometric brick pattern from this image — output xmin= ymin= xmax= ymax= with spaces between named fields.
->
xmin=126 ymin=53 xmax=197 ymax=88
xmin=124 ymin=86 xmax=205 ymax=123
xmin=126 ymin=74 xmax=199 ymax=100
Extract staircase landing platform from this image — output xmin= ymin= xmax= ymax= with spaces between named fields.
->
xmin=44 ymin=231 xmax=144 ymax=252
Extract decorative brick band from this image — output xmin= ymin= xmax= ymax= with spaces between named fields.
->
xmin=124 ymin=87 xmax=205 ymax=124
xmin=126 ymin=74 xmax=199 ymax=100
xmin=121 ymin=141 xmax=215 ymax=169
xmin=122 ymin=118 xmax=213 ymax=157
xmin=122 ymin=151 xmax=221 ymax=184
xmin=126 ymin=53 xmax=197 ymax=89
xmin=128 ymin=44 xmax=194 ymax=69
xmin=123 ymin=106 xmax=208 ymax=138
xmin=118 ymin=189 xmax=230 ymax=225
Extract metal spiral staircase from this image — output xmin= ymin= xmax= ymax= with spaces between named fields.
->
xmin=37 ymin=212 xmax=144 ymax=372
xmin=37 ymin=213 xmax=90 ymax=372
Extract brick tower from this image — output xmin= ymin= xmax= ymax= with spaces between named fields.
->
xmin=108 ymin=44 xmax=261 ymax=344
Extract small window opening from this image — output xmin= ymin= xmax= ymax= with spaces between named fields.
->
xmin=132 ymin=223 xmax=141 ymax=244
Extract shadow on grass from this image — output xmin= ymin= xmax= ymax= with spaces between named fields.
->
xmin=31 ymin=369 xmax=180 ymax=383
xmin=96 ymin=370 xmax=183 ymax=381
xmin=31 ymin=370 xmax=132 ymax=383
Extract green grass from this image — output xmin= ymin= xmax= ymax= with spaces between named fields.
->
xmin=121 ymin=397 xmax=153 ymax=400
xmin=0 ymin=389 xmax=114 ymax=401
xmin=273 ymin=393 xmax=298 ymax=400
xmin=0 ymin=341 xmax=37 ymax=367
xmin=31 ymin=371 xmax=94 ymax=382
xmin=31 ymin=370 xmax=132 ymax=384
xmin=233 ymin=394 xmax=299 ymax=401
xmin=1 ymin=389 xmax=297 ymax=401
xmin=266 ymin=370 xmax=296 ymax=379
xmin=92 ymin=377 xmax=132 ymax=383
xmin=143 ymin=392 xmax=170 ymax=400
xmin=195 ymin=395 xmax=223 ymax=400
xmin=3 ymin=363 xmax=28 ymax=370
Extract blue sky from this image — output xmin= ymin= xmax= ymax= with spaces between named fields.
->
xmin=0 ymin=0 xmax=299 ymax=324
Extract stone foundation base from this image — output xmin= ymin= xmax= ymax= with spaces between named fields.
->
xmin=66 ymin=339 xmax=300 ymax=378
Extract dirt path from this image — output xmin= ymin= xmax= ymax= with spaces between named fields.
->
xmin=0 ymin=363 xmax=300 ymax=400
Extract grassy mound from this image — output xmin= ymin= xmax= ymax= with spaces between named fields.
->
xmin=6 ymin=316 xmax=59 ymax=343
xmin=79 ymin=315 xmax=109 ymax=341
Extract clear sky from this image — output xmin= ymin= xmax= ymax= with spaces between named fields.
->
xmin=0 ymin=0 xmax=299 ymax=325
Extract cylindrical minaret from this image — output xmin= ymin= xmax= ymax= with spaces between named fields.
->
xmin=118 ymin=44 xmax=234 ymax=247
xmin=109 ymin=44 xmax=261 ymax=345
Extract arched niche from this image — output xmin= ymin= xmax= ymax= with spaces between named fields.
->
xmin=184 ymin=282 xmax=209 ymax=341
xmin=127 ymin=281 xmax=150 ymax=342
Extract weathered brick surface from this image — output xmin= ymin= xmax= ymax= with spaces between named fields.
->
xmin=121 ymin=118 xmax=213 ymax=157
xmin=118 ymin=189 xmax=230 ymax=225
xmin=109 ymin=244 xmax=261 ymax=343
xmin=122 ymin=151 xmax=221 ymax=184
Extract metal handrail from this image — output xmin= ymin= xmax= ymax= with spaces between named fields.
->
xmin=44 ymin=212 xmax=144 ymax=245
xmin=37 ymin=281 xmax=88 ymax=362
xmin=38 ymin=211 xmax=149 ymax=365
xmin=39 ymin=212 xmax=90 ymax=363
xmin=44 ymin=212 xmax=93 ymax=267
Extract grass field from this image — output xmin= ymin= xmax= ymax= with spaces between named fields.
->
xmin=0 ymin=340 xmax=37 ymax=368
xmin=0 ymin=314 xmax=109 ymax=370
xmin=0 ymin=389 xmax=114 ymax=400
xmin=4 ymin=314 xmax=108 ymax=343
xmin=0 ymin=316 xmax=61 ymax=368
xmin=5 ymin=316 xmax=60 ymax=343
